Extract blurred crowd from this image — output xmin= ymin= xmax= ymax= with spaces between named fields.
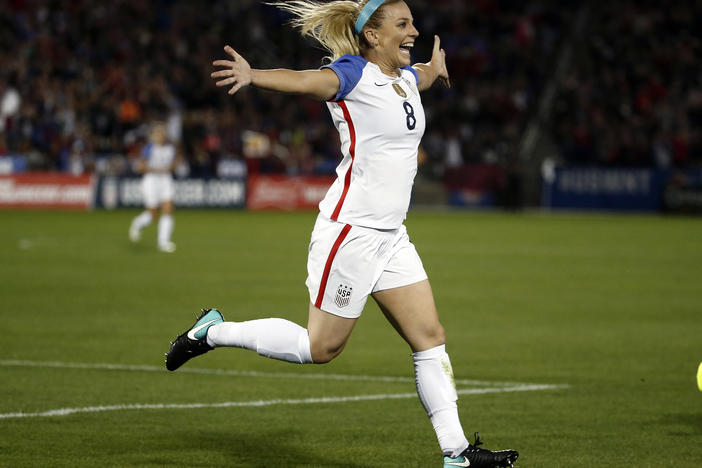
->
xmin=550 ymin=1 xmax=702 ymax=168
xmin=3 ymin=0 xmax=697 ymax=178
xmin=0 ymin=0 xmax=572 ymax=177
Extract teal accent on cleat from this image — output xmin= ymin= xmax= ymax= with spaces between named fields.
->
xmin=443 ymin=433 xmax=519 ymax=467
xmin=443 ymin=455 xmax=471 ymax=467
xmin=187 ymin=309 xmax=223 ymax=340
xmin=165 ymin=308 xmax=224 ymax=371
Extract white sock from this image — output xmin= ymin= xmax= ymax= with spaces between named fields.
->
xmin=413 ymin=345 xmax=469 ymax=457
xmin=206 ymin=318 xmax=313 ymax=364
xmin=158 ymin=214 xmax=174 ymax=245
xmin=132 ymin=211 xmax=152 ymax=231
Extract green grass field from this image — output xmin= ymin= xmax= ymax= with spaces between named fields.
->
xmin=0 ymin=209 xmax=700 ymax=467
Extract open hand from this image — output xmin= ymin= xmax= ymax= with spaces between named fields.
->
xmin=431 ymin=35 xmax=451 ymax=89
xmin=211 ymin=45 xmax=252 ymax=95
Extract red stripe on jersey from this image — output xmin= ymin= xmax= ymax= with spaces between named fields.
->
xmin=330 ymin=100 xmax=356 ymax=221
xmin=314 ymin=223 xmax=352 ymax=309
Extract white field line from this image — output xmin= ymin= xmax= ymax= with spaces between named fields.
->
xmin=0 ymin=359 xmax=522 ymax=387
xmin=0 ymin=384 xmax=568 ymax=420
xmin=0 ymin=359 xmax=569 ymax=420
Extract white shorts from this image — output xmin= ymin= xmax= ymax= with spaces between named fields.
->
xmin=142 ymin=173 xmax=174 ymax=208
xmin=305 ymin=214 xmax=428 ymax=319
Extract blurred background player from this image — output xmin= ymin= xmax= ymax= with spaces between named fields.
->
xmin=129 ymin=122 xmax=177 ymax=253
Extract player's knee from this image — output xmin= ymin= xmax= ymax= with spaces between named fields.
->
xmin=435 ymin=323 xmax=446 ymax=343
xmin=410 ymin=323 xmax=446 ymax=353
xmin=311 ymin=351 xmax=335 ymax=364
xmin=426 ymin=322 xmax=446 ymax=347
xmin=310 ymin=341 xmax=345 ymax=364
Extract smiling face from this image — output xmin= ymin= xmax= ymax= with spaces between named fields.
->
xmin=150 ymin=123 xmax=167 ymax=145
xmin=363 ymin=1 xmax=418 ymax=74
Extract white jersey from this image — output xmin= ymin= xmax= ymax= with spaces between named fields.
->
xmin=141 ymin=143 xmax=175 ymax=207
xmin=320 ymin=55 xmax=426 ymax=229
xmin=143 ymin=143 xmax=175 ymax=172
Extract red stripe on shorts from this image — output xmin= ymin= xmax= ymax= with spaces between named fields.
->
xmin=314 ymin=223 xmax=352 ymax=309
xmin=331 ymin=101 xmax=356 ymax=221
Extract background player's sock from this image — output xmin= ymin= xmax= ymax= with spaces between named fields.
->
xmin=158 ymin=214 xmax=174 ymax=246
xmin=207 ymin=318 xmax=313 ymax=364
xmin=132 ymin=211 xmax=152 ymax=231
xmin=413 ymin=344 xmax=470 ymax=457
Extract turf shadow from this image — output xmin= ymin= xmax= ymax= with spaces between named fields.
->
xmin=182 ymin=428 xmax=377 ymax=468
xmin=659 ymin=412 xmax=702 ymax=436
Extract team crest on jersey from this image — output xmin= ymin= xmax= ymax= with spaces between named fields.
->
xmin=392 ymin=83 xmax=407 ymax=98
xmin=335 ymin=284 xmax=353 ymax=308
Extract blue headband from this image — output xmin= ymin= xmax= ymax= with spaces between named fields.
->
xmin=355 ymin=0 xmax=385 ymax=34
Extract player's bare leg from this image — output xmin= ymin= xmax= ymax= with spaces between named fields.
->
xmin=306 ymin=302 xmax=357 ymax=363
xmin=372 ymin=279 xmax=444 ymax=352
xmin=373 ymin=280 xmax=518 ymax=467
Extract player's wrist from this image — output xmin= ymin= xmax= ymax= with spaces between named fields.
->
xmin=249 ymin=69 xmax=259 ymax=88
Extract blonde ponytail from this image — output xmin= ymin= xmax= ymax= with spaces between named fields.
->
xmin=271 ymin=0 xmax=402 ymax=62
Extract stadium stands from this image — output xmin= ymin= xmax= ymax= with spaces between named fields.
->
xmin=1 ymin=0 xmax=572 ymax=176
xmin=1 ymin=1 xmax=699 ymax=211
xmin=549 ymin=1 xmax=702 ymax=168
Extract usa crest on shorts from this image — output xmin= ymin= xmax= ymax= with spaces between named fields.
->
xmin=335 ymin=284 xmax=353 ymax=308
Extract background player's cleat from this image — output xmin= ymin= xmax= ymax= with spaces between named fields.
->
xmin=165 ymin=308 xmax=224 ymax=371
xmin=158 ymin=241 xmax=176 ymax=253
xmin=443 ymin=433 xmax=519 ymax=468
xmin=129 ymin=224 xmax=141 ymax=242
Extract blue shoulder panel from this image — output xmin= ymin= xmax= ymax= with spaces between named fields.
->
xmin=322 ymin=54 xmax=367 ymax=102
xmin=401 ymin=65 xmax=419 ymax=84
xmin=141 ymin=142 xmax=153 ymax=159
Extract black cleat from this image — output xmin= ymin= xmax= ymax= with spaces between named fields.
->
xmin=443 ymin=433 xmax=519 ymax=467
xmin=165 ymin=308 xmax=224 ymax=371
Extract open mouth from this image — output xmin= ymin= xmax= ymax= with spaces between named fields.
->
xmin=399 ymin=42 xmax=414 ymax=54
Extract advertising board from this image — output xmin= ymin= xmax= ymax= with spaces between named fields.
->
xmin=0 ymin=173 xmax=94 ymax=209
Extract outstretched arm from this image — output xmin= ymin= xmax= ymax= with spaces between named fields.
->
xmin=211 ymin=45 xmax=340 ymax=101
xmin=413 ymin=35 xmax=451 ymax=92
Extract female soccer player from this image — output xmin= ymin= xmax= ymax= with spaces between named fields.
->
xmin=128 ymin=122 xmax=177 ymax=253
xmin=166 ymin=1 xmax=518 ymax=466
